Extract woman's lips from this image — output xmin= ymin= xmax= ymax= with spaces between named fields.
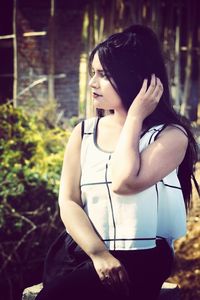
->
xmin=92 ymin=92 xmax=102 ymax=98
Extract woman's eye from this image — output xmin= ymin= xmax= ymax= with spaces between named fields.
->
xmin=90 ymin=70 xmax=109 ymax=79
xmin=91 ymin=71 xmax=95 ymax=77
xmin=100 ymin=72 xmax=108 ymax=79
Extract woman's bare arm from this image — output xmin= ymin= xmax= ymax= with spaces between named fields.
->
xmin=58 ymin=122 xmax=108 ymax=256
xmin=111 ymin=76 xmax=188 ymax=195
xmin=58 ymin=122 xmax=130 ymax=295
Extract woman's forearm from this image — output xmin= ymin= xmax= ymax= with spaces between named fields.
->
xmin=59 ymin=200 xmax=108 ymax=258
xmin=111 ymin=115 xmax=143 ymax=194
xmin=111 ymin=76 xmax=166 ymax=194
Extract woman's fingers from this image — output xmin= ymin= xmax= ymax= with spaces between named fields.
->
xmin=91 ymin=252 xmax=130 ymax=296
xmin=128 ymin=74 xmax=163 ymax=119
xmin=133 ymin=74 xmax=163 ymax=104
xmin=102 ymin=266 xmax=130 ymax=296
xmin=139 ymin=78 xmax=148 ymax=95
xmin=102 ymin=274 xmax=115 ymax=289
xmin=118 ymin=267 xmax=131 ymax=296
xmin=144 ymin=75 xmax=163 ymax=102
xmin=144 ymin=74 xmax=157 ymax=98
xmin=151 ymin=77 xmax=163 ymax=102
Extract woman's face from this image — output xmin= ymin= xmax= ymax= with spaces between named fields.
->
xmin=89 ymin=52 xmax=125 ymax=112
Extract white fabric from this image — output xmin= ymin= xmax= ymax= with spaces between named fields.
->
xmin=80 ymin=117 xmax=186 ymax=250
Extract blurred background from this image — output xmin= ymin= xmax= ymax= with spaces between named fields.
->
xmin=0 ymin=0 xmax=199 ymax=299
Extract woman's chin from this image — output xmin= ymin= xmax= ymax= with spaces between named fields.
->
xmin=93 ymin=101 xmax=105 ymax=110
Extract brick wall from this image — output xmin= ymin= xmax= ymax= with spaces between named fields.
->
xmin=17 ymin=2 xmax=85 ymax=117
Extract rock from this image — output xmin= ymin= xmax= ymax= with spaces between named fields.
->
xmin=22 ymin=281 xmax=180 ymax=300
xmin=159 ymin=282 xmax=180 ymax=299
xmin=22 ymin=283 xmax=43 ymax=300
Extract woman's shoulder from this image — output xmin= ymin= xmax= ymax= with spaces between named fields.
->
xmin=70 ymin=117 xmax=97 ymax=134
xmin=82 ymin=116 xmax=98 ymax=134
xmin=147 ymin=123 xmax=187 ymax=136
xmin=143 ymin=124 xmax=188 ymax=149
xmin=153 ymin=124 xmax=188 ymax=150
xmin=64 ymin=117 xmax=98 ymax=154
xmin=160 ymin=124 xmax=188 ymax=138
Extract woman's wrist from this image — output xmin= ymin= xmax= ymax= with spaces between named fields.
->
xmin=123 ymin=114 xmax=144 ymax=137
xmin=126 ymin=112 xmax=144 ymax=124
xmin=89 ymin=248 xmax=110 ymax=261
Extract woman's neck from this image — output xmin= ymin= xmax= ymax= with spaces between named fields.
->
xmin=110 ymin=110 xmax=127 ymax=127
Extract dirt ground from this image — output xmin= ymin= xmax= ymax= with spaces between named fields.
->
xmin=169 ymin=163 xmax=200 ymax=300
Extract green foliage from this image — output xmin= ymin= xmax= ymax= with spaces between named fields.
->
xmin=0 ymin=104 xmax=69 ymax=204
xmin=0 ymin=104 xmax=70 ymax=291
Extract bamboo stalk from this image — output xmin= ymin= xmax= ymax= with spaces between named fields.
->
xmin=48 ymin=0 xmax=55 ymax=102
xmin=180 ymin=0 xmax=195 ymax=117
xmin=13 ymin=0 xmax=17 ymax=107
xmin=174 ymin=4 xmax=181 ymax=111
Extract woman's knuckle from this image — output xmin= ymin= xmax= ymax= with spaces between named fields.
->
xmin=104 ymin=268 xmax=109 ymax=273
xmin=116 ymin=264 xmax=122 ymax=271
xmin=110 ymin=266 xmax=116 ymax=272
xmin=99 ymin=274 xmax=104 ymax=280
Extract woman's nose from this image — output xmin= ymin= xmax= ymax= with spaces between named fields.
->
xmin=89 ymin=76 xmax=99 ymax=88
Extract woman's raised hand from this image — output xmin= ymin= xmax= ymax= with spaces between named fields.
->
xmin=128 ymin=74 xmax=163 ymax=120
xmin=91 ymin=250 xmax=130 ymax=297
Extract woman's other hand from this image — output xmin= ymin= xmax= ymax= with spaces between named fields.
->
xmin=90 ymin=250 xmax=130 ymax=297
xmin=128 ymin=74 xmax=163 ymax=120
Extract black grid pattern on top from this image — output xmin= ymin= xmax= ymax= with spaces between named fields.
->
xmin=81 ymin=119 xmax=182 ymax=247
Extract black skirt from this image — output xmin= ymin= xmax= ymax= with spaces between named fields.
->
xmin=42 ymin=231 xmax=174 ymax=300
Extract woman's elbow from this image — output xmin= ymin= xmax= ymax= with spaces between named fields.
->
xmin=58 ymin=196 xmax=72 ymax=215
xmin=111 ymin=179 xmax=139 ymax=195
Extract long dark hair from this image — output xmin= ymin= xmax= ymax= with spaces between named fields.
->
xmin=89 ymin=24 xmax=199 ymax=209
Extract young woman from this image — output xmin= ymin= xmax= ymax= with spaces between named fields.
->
xmin=36 ymin=25 xmax=199 ymax=300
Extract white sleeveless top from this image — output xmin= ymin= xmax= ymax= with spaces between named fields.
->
xmin=80 ymin=117 xmax=186 ymax=250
